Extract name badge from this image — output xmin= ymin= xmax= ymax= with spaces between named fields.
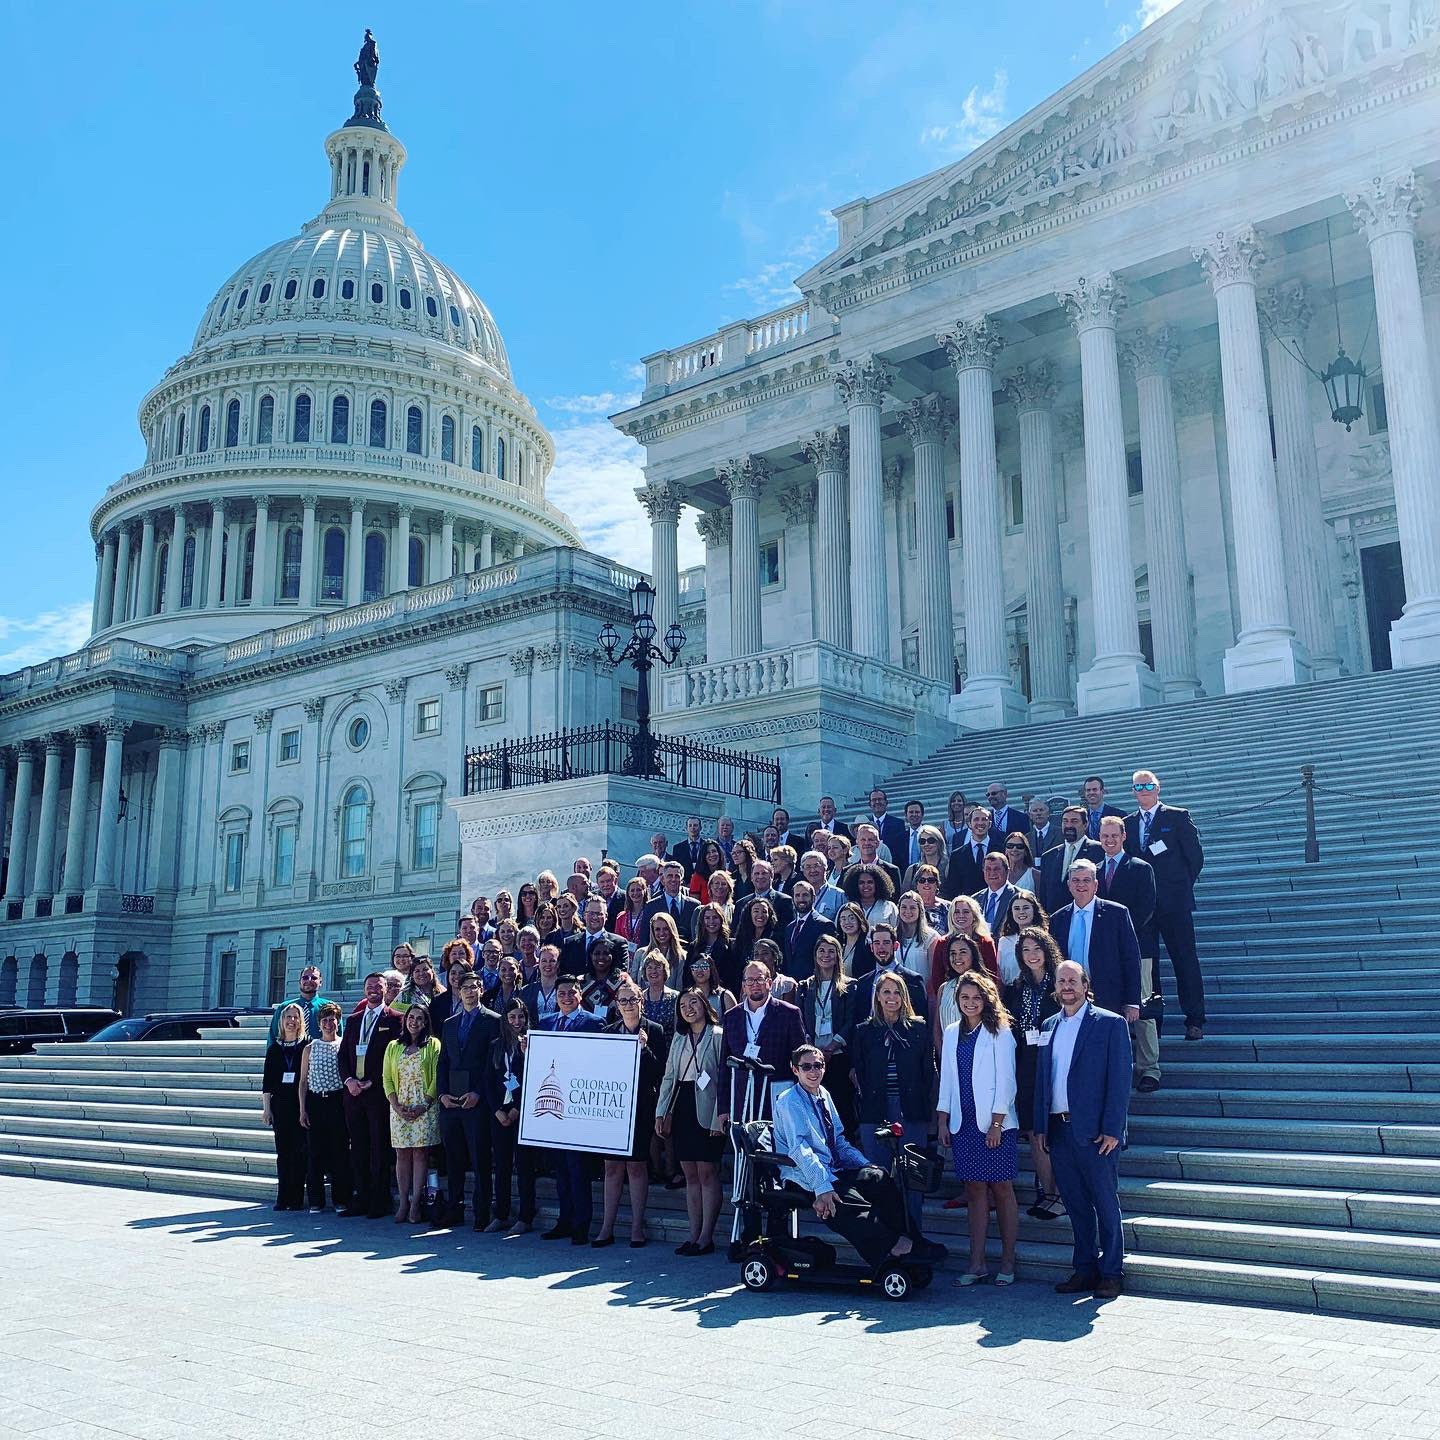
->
xmin=282 ymin=1072 xmax=296 ymax=1084
xmin=1024 ymin=1029 xmax=1041 ymax=1046
xmin=503 ymin=1077 xmax=518 ymax=1102
xmin=355 ymin=1042 xmax=368 ymax=1058
xmin=1148 ymin=838 xmax=1168 ymax=856
xmin=1036 ymin=1031 xmax=1052 ymax=1047
xmin=743 ymin=1041 xmax=761 ymax=1061
xmin=695 ymin=1071 xmax=711 ymax=1091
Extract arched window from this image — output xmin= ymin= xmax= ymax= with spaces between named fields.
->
xmin=198 ymin=405 xmax=211 ymax=453
xmin=369 ymin=398 xmax=387 ymax=448
xmin=219 ymin=530 xmax=229 ymax=602
xmin=237 ymin=287 xmax=249 ymax=310
xmin=370 ymin=281 xmax=384 ymax=304
xmin=399 ymin=287 xmax=412 ymax=310
xmin=155 ymin=542 xmax=169 ymax=612
xmin=224 ymin=398 xmax=240 ymax=448
xmin=406 ymin=405 xmax=422 ymax=455
xmin=362 ymin=159 xmax=371 ymax=195
xmin=311 ymin=277 xmax=326 ymax=299
xmin=471 ymin=425 xmax=484 ymax=471
xmin=26 ymin=956 xmax=47 ymax=1008
xmin=451 ymin=545 xmax=460 ymax=575
xmin=257 ymin=395 xmax=274 ymax=444
xmin=280 ymin=526 xmax=302 ymax=601
xmin=441 ymin=415 xmax=455 ymax=463
xmin=242 ymin=527 xmax=255 ymax=602
xmin=408 ymin=535 xmax=426 ymax=587
xmin=283 ymin=278 xmax=298 ymax=301
xmin=321 ymin=527 xmax=346 ymax=601
xmin=0 ymin=956 xmax=15 ymax=1007
xmin=341 ymin=278 xmax=355 ymax=300
xmin=497 ymin=435 xmax=507 ymax=480
xmin=340 ymin=785 xmax=368 ymax=877
xmin=330 ymin=394 xmax=349 ymax=444
xmin=175 ymin=411 xmax=186 ymax=457
xmin=182 ymin=535 xmax=197 ymax=606
xmin=293 ymin=393 xmax=311 ymax=443
xmin=449 ymin=304 xmax=461 ymax=327
xmin=57 ymin=953 xmax=79 ymax=1008
xmin=425 ymin=296 xmax=438 ymax=318
xmin=363 ymin=532 xmax=386 ymax=601
xmin=258 ymin=282 xmax=272 ymax=304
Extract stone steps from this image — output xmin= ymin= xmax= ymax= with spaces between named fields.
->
xmin=1159 ymin=1062 xmax=1440 ymax=1093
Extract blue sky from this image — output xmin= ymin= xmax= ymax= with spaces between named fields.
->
xmin=0 ymin=0 xmax=1177 ymax=667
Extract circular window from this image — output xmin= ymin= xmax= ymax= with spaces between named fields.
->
xmin=347 ymin=716 xmax=371 ymax=750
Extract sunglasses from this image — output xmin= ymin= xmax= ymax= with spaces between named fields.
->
xmin=796 ymin=1061 xmax=826 ymax=1072
xmin=1134 ymin=782 xmax=1158 ymax=792
xmin=1004 ymin=842 xmax=1026 ymax=850
xmin=921 ymin=837 xmax=940 ymax=845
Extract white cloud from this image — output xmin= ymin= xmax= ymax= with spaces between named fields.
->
xmin=920 ymin=70 xmax=1009 ymax=156
xmin=1138 ymin=0 xmax=1183 ymax=25
xmin=544 ymin=392 xmax=628 ymax=416
xmin=0 ymin=602 xmax=92 ymax=672
xmin=724 ymin=215 xmax=837 ymax=311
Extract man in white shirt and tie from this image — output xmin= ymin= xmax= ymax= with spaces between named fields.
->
xmin=1032 ymin=959 xmax=1132 ymax=1298
xmin=902 ymin=799 xmax=926 ymax=869
xmin=1028 ymin=798 xmax=1058 ymax=855
xmin=643 ymin=860 xmax=699 ymax=941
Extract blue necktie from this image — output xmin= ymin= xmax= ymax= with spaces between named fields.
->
xmin=985 ymin=891 xmax=999 ymax=926
xmin=813 ymin=1095 xmax=838 ymax=1158
xmin=1070 ymin=907 xmax=1091 ymax=967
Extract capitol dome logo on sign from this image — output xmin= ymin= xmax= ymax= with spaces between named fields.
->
xmin=533 ymin=1062 xmax=565 ymax=1120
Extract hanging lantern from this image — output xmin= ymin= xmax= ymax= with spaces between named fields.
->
xmin=1321 ymin=347 xmax=1366 ymax=431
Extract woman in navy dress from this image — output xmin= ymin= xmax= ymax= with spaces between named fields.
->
xmin=937 ymin=971 xmax=1020 ymax=1286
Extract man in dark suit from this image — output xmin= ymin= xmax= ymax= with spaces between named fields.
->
xmin=850 ymin=924 xmax=929 ymax=1020
xmin=805 ymin=796 xmax=853 ymax=849
xmin=643 ymin=860 xmax=701 ymax=942
xmin=1097 ymin=817 xmax=1160 ymax=1091
xmin=1037 ymin=805 xmax=1105 ymax=914
xmin=1033 ymin=959 xmax=1133 ymax=1298
xmin=943 ymin=806 xmax=995 ymax=899
xmin=850 ymin=826 xmax=901 ymax=895
xmin=772 ymin=806 xmax=802 ymax=854
xmin=1124 ymin=769 xmax=1207 ymax=1040
xmin=985 ymin=783 xmax=1030 ymax=844
xmin=337 ymin=971 xmax=404 ymax=1218
xmin=863 ymin=787 xmax=908 ymax=867
xmin=670 ymin=815 xmax=705 ymax=882
xmin=1049 ymin=861 xmax=1141 ymax=1019
xmin=782 ymin=881 xmax=838 ymax=982
xmin=1028 ymin=798 xmax=1061 ymax=857
xmin=561 ymin=897 xmax=625 ymax=975
xmin=437 ymin=973 xmax=503 ymax=1229
xmin=973 ymin=853 xmax=1018 ymax=934
xmin=1082 ymin=776 xmax=1127 ymax=841
xmin=536 ymin=975 xmax=606 ymax=1244
xmin=717 ymin=959 xmax=809 ymax=1125
xmin=743 ymin=858 xmax=795 ymax=930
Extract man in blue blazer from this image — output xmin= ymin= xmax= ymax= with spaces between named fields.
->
xmin=642 ymin=860 xmax=701 ymax=943
xmin=535 ymin=975 xmax=605 ymax=1244
xmin=849 ymin=925 xmax=929 ymax=1020
xmin=1049 ymin=860 xmax=1141 ymax=1020
xmin=1032 ymin=959 xmax=1133 ymax=1297
xmin=1036 ymin=806 xmax=1105 ymax=914
xmin=863 ymin=787 xmax=908 ymax=868
xmin=436 ymin=973 xmax=503 ymax=1229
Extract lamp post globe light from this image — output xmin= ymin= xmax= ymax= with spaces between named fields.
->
xmin=598 ymin=577 xmax=685 ymax=777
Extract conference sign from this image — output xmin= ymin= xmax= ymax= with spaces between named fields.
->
xmin=519 ymin=1029 xmax=644 ymax=1157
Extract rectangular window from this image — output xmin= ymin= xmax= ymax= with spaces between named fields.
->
xmin=479 ymin=684 xmax=504 ymax=722
xmin=217 ymin=951 xmax=237 ymax=1008
xmin=223 ymin=833 xmax=245 ymax=893
xmin=1125 ymin=445 xmax=1144 ymax=497
xmin=266 ymin=947 xmax=288 ymax=1006
xmin=946 ymin=496 xmax=957 ymax=543
xmin=620 ymin=687 xmax=639 ymax=723
xmin=412 ymin=800 xmax=438 ymax=869
xmin=272 ymin=825 xmax=296 ymax=887
xmin=229 ymin=740 xmax=250 ymax=775
xmin=415 ymin=698 xmax=441 ymax=736
xmin=278 ymin=728 xmax=300 ymax=764
xmin=1008 ymin=473 xmax=1024 ymax=528
xmin=759 ymin=538 xmax=782 ymax=588
xmin=1369 ymin=380 xmax=1388 ymax=435
xmin=331 ymin=940 xmax=358 ymax=990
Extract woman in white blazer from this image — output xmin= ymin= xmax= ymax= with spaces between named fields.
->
xmin=937 ymin=971 xmax=1021 ymax=1286
xmin=655 ymin=989 xmax=726 ymax=1256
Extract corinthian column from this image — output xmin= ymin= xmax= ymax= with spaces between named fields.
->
xmin=92 ymin=718 xmax=130 ymax=891
xmin=29 ymin=735 xmax=65 ymax=908
xmin=1123 ymin=328 xmax=1202 ymax=699
xmin=720 ymin=456 xmax=767 ymax=657
xmin=803 ymin=428 xmax=851 ymax=650
xmin=4 ymin=743 xmax=36 ymax=903
xmin=135 ymin=513 xmax=157 ymax=620
xmin=1194 ymin=227 xmax=1310 ymax=691
xmin=112 ymin=524 xmax=134 ymax=625
xmin=346 ymin=496 xmax=366 ymax=603
xmin=940 ymin=318 xmax=1026 ymax=728
xmin=695 ymin=508 xmax=732 ymax=662
xmin=1003 ymin=362 xmax=1073 ymax=720
xmin=95 ymin=533 xmax=117 ymax=631
xmin=639 ymin=478 xmax=683 ymax=646
xmin=252 ymin=495 xmax=274 ymax=606
xmin=205 ymin=500 xmax=225 ymax=609
xmin=1260 ymin=284 xmax=1341 ymax=677
xmin=1058 ymin=274 xmax=1160 ymax=714
xmin=832 ymin=357 xmax=891 ymax=660
xmin=61 ymin=728 xmax=93 ymax=897
xmin=898 ymin=396 xmax=955 ymax=684
xmin=165 ymin=505 xmax=188 ymax=612
xmin=1347 ymin=173 xmax=1440 ymax=668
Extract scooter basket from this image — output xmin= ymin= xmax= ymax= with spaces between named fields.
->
xmin=897 ymin=1142 xmax=944 ymax=1194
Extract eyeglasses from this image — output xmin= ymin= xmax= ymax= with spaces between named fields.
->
xmin=1134 ymin=782 xmax=1158 ymax=792
xmin=617 ymin=996 xmax=639 ymax=1005
xmin=796 ymin=1061 xmax=826 ymax=1072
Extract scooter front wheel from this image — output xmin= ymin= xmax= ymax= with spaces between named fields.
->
xmin=741 ymin=1256 xmax=776 ymax=1291
xmin=877 ymin=1264 xmax=913 ymax=1301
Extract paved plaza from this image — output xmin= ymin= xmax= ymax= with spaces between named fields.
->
xmin=0 ymin=1177 xmax=1436 ymax=1440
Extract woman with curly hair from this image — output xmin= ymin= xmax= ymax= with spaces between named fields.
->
xmin=842 ymin=862 xmax=898 ymax=931
xmin=732 ymin=895 xmax=784 ymax=973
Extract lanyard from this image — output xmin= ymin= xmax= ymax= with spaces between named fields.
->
xmin=359 ymin=1006 xmax=381 ymax=1045
xmin=745 ymin=1004 xmax=766 ymax=1045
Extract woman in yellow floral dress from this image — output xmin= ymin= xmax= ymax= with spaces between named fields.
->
xmin=382 ymin=1004 xmax=441 ymax=1223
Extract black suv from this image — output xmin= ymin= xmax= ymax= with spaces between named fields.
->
xmin=87 ymin=1010 xmax=256 ymax=1043
xmin=0 ymin=1008 xmax=123 ymax=1055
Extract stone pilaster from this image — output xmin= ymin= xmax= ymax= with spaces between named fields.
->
xmin=695 ymin=507 xmax=732 ymax=662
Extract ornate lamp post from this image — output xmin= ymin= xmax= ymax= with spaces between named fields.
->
xmin=598 ymin=577 xmax=685 ymax=777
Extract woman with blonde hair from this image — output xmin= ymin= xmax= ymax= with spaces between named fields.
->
xmin=894 ymin=890 xmax=939 ymax=978
xmin=262 ymin=1003 xmax=310 ymax=1211
xmin=930 ymin=894 xmax=998 ymax=996
xmin=535 ymin=870 xmax=560 ymax=904
xmin=703 ymin=866 xmax=735 ymax=923
xmin=901 ymin=824 xmax=949 ymax=891
xmin=938 ymin=970 xmax=1019 ymax=1285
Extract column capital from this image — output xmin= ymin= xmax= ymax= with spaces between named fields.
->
xmin=301 ymin=492 xmax=320 ymax=510
xmin=938 ymin=316 xmax=1006 ymax=372
xmin=301 ymin=698 xmax=325 ymax=723
xmin=158 ymin=726 xmax=190 ymax=748
xmin=802 ymin=427 xmax=849 ymax=472
xmin=897 ymin=393 xmax=955 ymax=446
xmin=348 ymin=494 xmax=368 ymax=513
xmin=509 ymin=646 xmax=535 ymax=675
xmin=718 ymin=455 xmax=769 ymax=502
xmin=444 ymin=662 xmax=470 ymax=690
xmin=831 ymin=355 xmax=892 ymax=408
xmin=1002 ymin=360 xmax=1058 ymax=414
xmin=67 ymin=725 xmax=94 ymax=748
xmin=41 ymin=733 xmax=66 ymax=757
xmin=1261 ymin=281 xmax=1315 ymax=341
xmin=1123 ymin=325 xmax=1181 ymax=381
xmin=695 ymin=507 xmax=732 ymax=547
xmin=384 ymin=678 xmax=408 ymax=704
xmin=199 ymin=721 xmax=226 ymax=742
xmin=1057 ymin=273 xmax=1127 ymax=333
xmin=1194 ymin=226 xmax=1266 ymax=292
xmin=253 ymin=493 xmax=274 ymax=511
xmin=637 ymin=478 xmax=683 ymax=525
xmin=440 ymin=509 xmax=459 ymax=526
xmin=1347 ymin=170 xmax=1423 ymax=243
xmin=253 ymin=708 xmax=274 ymax=733
xmin=99 ymin=717 xmax=131 ymax=741
xmin=777 ymin=481 xmax=817 ymax=526
xmin=397 ymin=501 xmax=416 ymax=518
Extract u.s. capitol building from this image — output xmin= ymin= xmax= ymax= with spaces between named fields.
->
xmin=3 ymin=0 xmax=1439 ymax=1013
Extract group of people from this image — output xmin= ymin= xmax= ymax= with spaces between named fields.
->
xmin=262 ymin=768 xmax=1204 ymax=1297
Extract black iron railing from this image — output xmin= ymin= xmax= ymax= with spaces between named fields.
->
xmin=464 ymin=721 xmax=781 ymax=804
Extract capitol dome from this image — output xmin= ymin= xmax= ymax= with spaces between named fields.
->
xmin=88 ymin=36 xmax=579 ymax=648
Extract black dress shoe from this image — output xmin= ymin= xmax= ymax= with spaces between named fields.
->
xmin=1055 ymin=1271 xmax=1100 ymax=1294
xmin=570 ymin=1233 xmax=591 ymax=1246
xmin=1094 ymin=1274 xmax=1124 ymax=1299
xmin=540 ymin=1225 xmax=572 ymax=1241
xmin=1184 ymin=1025 xmax=1205 ymax=1041
xmin=674 ymin=1241 xmax=700 ymax=1256
xmin=591 ymin=1235 xmax=615 ymax=1249
xmin=693 ymin=1241 xmax=715 ymax=1256
xmin=1136 ymin=1075 xmax=1160 ymax=1093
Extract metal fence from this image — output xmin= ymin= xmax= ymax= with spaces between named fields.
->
xmin=463 ymin=721 xmax=782 ymax=804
